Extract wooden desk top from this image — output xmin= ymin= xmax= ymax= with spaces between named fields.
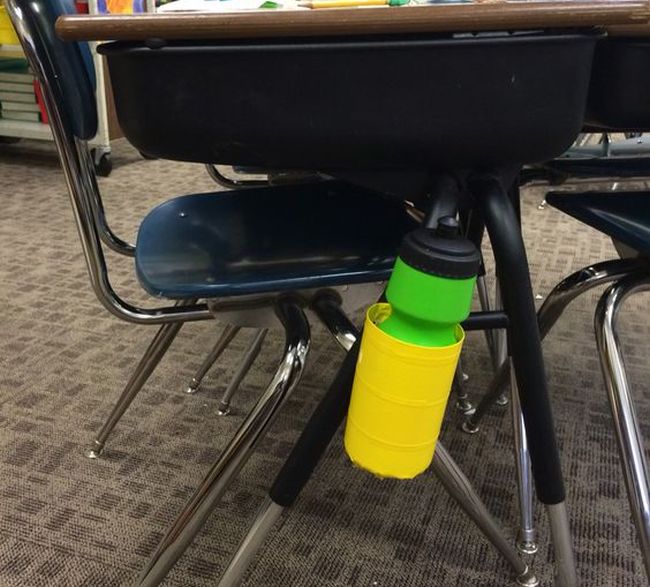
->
xmin=56 ymin=1 xmax=650 ymax=42
xmin=608 ymin=23 xmax=650 ymax=37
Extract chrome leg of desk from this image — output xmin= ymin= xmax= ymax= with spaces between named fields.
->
xmin=510 ymin=362 xmax=538 ymax=555
xmin=432 ymin=444 xmax=538 ymax=586
xmin=547 ymin=502 xmax=578 ymax=587
xmin=218 ymin=443 xmax=539 ymax=587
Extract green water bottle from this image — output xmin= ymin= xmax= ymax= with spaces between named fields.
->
xmin=344 ymin=216 xmax=480 ymax=478
xmin=380 ymin=216 xmax=480 ymax=346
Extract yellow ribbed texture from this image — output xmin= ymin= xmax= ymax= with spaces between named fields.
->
xmin=344 ymin=303 xmax=464 ymax=479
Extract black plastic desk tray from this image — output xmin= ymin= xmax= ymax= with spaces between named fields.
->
xmin=586 ymin=38 xmax=650 ymax=132
xmin=99 ymin=31 xmax=599 ymax=170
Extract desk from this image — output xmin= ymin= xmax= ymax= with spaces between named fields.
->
xmin=57 ymin=1 xmax=649 ymax=41
xmin=609 ymin=22 xmax=650 ymax=37
xmin=48 ymin=3 xmax=650 ymax=586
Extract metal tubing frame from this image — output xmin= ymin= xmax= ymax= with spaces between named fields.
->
xmin=310 ymin=294 xmax=358 ymax=352
xmin=493 ymin=282 xmax=510 ymax=405
xmin=86 ymin=299 xmax=198 ymax=458
xmin=184 ymin=325 xmax=241 ymax=394
xmin=216 ymin=497 xmax=285 ymax=587
xmin=462 ymin=310 xmax=509 ymax=331
xmin=7 ymin=0 xmax=212 ymax=326
xmin=466 ymin=258 xmax=649 ymax=430
xmin=594 ymin=273 xmax=650 ymax=581
xmin=217 ymin=328 xmax=269 ymax=415
xmin=136 ymin=297 xmax=310 ymax=585
xmin=510 ymin=362 xmax=538 ymax=555
xmin=431 ymin=445 xmax=538 ymax=587
xmin=453 ymin=356 xmax=474 ymax=415
xmin=461 ymin=358 xmax=510 ymax=434
xmin=77 ymin=140 xmax=136 ymax=256
xmin=477 ymin=274 xmax=499 ymax=365
xmin=205 ymin=164 xmax=269 ymax=189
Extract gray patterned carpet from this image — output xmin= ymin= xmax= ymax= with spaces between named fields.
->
xmin=0 ymin=138 xmax=648 ymax=586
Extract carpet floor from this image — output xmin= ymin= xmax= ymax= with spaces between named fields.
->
xmin=0 ymin=139 xmax=647 ymax=586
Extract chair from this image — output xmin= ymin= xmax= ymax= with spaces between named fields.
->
xmin=4 ymin=0 xmax=419 ymax=477
xmin=37 ymin=1 xmax=623 ymax=584
xmin=541 ymin=191 xmax=650 ymax=581
xmin=10 ymin=0 xmax=276 ymax=458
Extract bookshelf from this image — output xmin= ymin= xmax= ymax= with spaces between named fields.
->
xmin=0 ymin=118 xmax=52 ymax=140
xmin=0 ymin=44 xmax=21 ymax=57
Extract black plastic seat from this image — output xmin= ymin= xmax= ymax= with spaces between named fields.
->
xmin=546 ymin=191 xmax=650 ymax=256
xmin=136 ymin=180 xmax=416 ymax=299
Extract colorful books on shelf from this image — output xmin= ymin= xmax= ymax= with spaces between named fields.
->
xmin=0 ymin=56 xmax=47 ymax=124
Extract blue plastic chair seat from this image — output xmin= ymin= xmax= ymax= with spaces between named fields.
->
xmin=135 ymin=181 xmax=417 ymax=299
xmin=546 ymin=191 xmax=650 ymax=256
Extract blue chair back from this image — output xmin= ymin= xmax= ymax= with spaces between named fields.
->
xmin=8 ymin=0 xmax=97 ymax=139
xmin=6 ymin=0 xmax=213 ymax=326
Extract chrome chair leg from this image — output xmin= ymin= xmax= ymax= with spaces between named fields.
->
xmin=86 ymin=299 xmax=196 ymax=459
xmin=432 ymin=444 xmax=538 ymax=587
xmin=310 ymin=293 xmax=358 ymax=352
xmin=184 ymin=325 xmax=240 ymax=394
xmin=215 ymin=302 xmax=361 ymax=585
xmin=465 ymin=259 xmax=648 ymax=433
xmin=217 ymin=329 xmax=268 ymax=416
xmin=595 ymin=274 xmax=650 ymax=581
xmin=510 ymin=362 xmax=538 ymax=555
xmin=537 ymin=258 xmax=647 ymax=340
xmin=136 ymin=298 xmax=310 ymax=586
xmin=453 ymin=356 xmax=474 ymax=415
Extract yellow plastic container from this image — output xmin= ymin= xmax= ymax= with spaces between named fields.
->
xmin=0 ymin=5 xmax=20 ymax=46
xmin=344 ymin=303 xmax=464 ymax=479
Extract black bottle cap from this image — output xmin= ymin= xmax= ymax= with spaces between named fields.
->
xmin=398 ymin=217 xmax=481 ymax=279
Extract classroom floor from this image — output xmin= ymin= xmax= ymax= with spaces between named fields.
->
xmin=0 ymin=138 xmax=648 ymax=586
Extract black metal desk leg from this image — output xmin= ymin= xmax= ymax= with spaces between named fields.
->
xmin=471 ymin=174 xmax=577 ymax=586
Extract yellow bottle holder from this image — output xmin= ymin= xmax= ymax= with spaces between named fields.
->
xmin=344 ymin=303 xmax=464 ymax=479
